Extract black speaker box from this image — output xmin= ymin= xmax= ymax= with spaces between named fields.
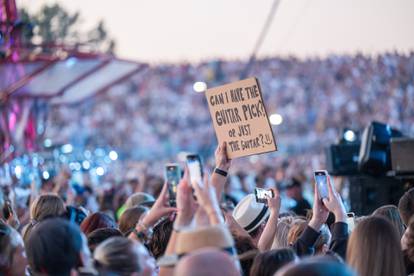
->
xmin=326 ymin=144 xmax=360 ymax=176
xmin=348 ymin=176 xmax=404 ymax=215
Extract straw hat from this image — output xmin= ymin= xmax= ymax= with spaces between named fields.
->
xmin=157 ymin=224 xmax=236 ymax=267
xmin=232 ymin=194 xmax=270 ymax=233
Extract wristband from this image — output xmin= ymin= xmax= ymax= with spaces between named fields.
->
xmin=133 ymin=228 xmax=148 ymax=242
xmin=135 ymin=222 xmax=153 ymax=240
xmin=214 ymin=167 xmax=228 ymax=177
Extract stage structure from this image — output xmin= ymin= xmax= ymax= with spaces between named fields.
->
xmin=0 ymin=0 xmax=146 ymax=163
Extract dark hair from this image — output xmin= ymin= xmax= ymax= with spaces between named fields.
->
xmin=250 ymin=248 xmax=297 ymax=276
xmin=87 ymin=228 xmax=123 ymax=254
xmin=93 ymin=237 xmax=141 ymax=275
xmin=118 ymin=206 xmax=148 ymax=235
xmin=398 ymin=188 xmax=414 ymax=225
xmin=277 ymin=256 xmax=355 ymax=276
xmin=80 ymin=212 xmax=117 ymax=235
xmin=405 ymin=216 xmax=414 ymax=263
xmin=147 ymin=217 xmax=173 ymax=259
xmin=233 ymin=235 xmax=258 ymax=276
xmin=26 ymin=218 xmax=83 ymax=276
xmin=249 ymin=222 xmax=265 ymax=239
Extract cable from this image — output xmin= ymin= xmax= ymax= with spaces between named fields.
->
xmin=240 ymin=0 xmax=282 ymax=79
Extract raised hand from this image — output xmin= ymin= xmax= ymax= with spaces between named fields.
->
xmin=141 ymin=181 xmax=177 ymax=227
xmin=215 ymin=142 xmax=232 ymax=171
xmin=175 ymin=167 xmax=198 ymax=228
xmin=193 ymin=174 xmax=224 ymax=225
xmin=309 ymin=181 xmax=329 ymax=231
xmin=322 ymin=176 xmax=347 ymax=222
xmin=267 ymin=188 xmax=281 ymax=214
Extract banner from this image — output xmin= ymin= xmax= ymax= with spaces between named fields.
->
xmin=205 ymin=77 xmax=277 ymax=159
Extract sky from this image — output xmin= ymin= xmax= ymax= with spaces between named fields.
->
xmin=18 ymin=0 xmax=414 ymax=63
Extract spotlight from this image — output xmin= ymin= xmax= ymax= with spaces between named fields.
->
xmin=61 ymin=144 xmax=73 ymax=154
xmin=193 ymin=82 xmax=207 ymax=93
xmin=344 ymin=130 xmax=356 ymax=142
xmin=269 ymin=113 xmax=283 ymax=125
xmin=14 ymin=166 xmax=22 ymax=179
xmin=42 ymin=171 xmax=50 ymax=180
xmin=341 ymin=128 xmax=360 ymax=144
xmin=96 ymin=167 xmax=105 ymax=176
xmin=109 ymin=150 xmax=118 ymax=161
xmin=82 ymin=160 xmax=91 ymax=170
xmin=44 ymin=139 xmax=52 ymax=148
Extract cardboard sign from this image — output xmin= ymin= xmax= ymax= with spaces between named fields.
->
xmin=205 ymin=77 xmax=277 ymax=159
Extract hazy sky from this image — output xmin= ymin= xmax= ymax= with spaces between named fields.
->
xmin=18 ymin=0 xmax=414 ymax=63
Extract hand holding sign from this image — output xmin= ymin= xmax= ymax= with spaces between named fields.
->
xmin=205 ymin=77 xmax=277 ymax=159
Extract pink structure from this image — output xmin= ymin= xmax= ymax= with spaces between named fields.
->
xmin=0 ymin=0 xmax=145 ymax=162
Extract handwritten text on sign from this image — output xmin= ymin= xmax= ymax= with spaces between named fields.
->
xmin=205 ymin=77 xmax=277 ymax=159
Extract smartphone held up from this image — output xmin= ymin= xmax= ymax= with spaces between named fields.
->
xmin=186 ymin=154 xmax=204 ymax=188
xmin=254 ymin=188 xmax=274 ymax=204
xmin=165 ymin=164 xmax=181 ymax=207
xmin=314 ymin=170 xmax=329 ymax=199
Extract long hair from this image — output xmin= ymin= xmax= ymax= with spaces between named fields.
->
xmin=373 ymin=204 xmax=406 ymax=239
xmin=272 ymin=216 xmax=293 ymax=249
xmin=346 ymin=216 xmax=406 ymax=276
xmin=118 ymin=206 xmax=148 ymax=235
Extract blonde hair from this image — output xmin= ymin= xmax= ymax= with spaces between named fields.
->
xmin=23 ymin=194 xmax=66 ymax=243
xmin=30 ymin=194 xmax=66 ymax=221
xmin=272 ymin=216 xmax=294 ymax=249
xmin=346 ymin=216 xmax=406 ymax=276
xmin=287 ymin=218 xmax=307 ymax=246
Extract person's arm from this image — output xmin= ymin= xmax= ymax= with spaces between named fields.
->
xmin=322 ymin=176 xmax=348 ymax=259
xmin=210 ymin=142 xmax=232 ymax=199
xmin=193 ymin=175 xmax=224 ymax=226
xmin=258 ymin=188 xmax=281 ymax=251
xmin=129 ymin=182 xmax=176 ymax=242
xmin=159 ymin=169 xmax=197 ymax=276
xmin=292 ymin=181 xmax=329 ymax=256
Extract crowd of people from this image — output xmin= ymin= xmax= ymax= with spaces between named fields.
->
xmin=1 ymin=143 xmax=414 ymax=276
xmin=47 ymin=52 xmax=414 ymax=163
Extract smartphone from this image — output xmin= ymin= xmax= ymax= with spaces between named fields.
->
xmin=314 ymin=170 xmax=329 ymax=199
xmin=165 ymin=164 xmax=181 ymax=207
xmin=347 ymin=212 xmax=355 ymax=232
xmin=186 ymin=154 xmax=204 ymax=188
xmin=254 ymin=188 xmax=274 ymax=204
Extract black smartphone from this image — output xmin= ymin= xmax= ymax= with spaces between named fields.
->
xmin=254 ymin=188 xmax=274 ymax=204
xmin=314 ymin=170 xmax=329 ymax=199
xmin=186 ymin=154 xmax=204 ymax=188
xmin=165 ymin=164 xmax=181 ymax=207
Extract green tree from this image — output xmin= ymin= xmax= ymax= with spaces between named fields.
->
xmin=19 ymin=3 xmax=115 ymax=53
